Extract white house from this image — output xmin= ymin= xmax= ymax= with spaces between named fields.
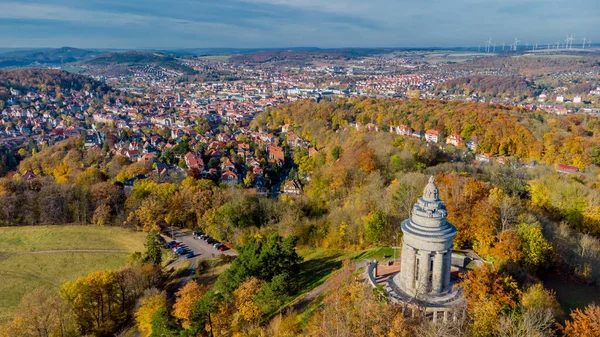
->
xmin=425 ymin=130 xmax=440 ymax=143
xmin=446 ymin=134 xmax=463 ymax=147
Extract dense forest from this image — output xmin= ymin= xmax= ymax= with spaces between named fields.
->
xmin=3 ymin=97 xmax=600 ymax=336
xmin=437 ymin=75 xmax=535 ymax=99
xmin=0 ymin=68 xmax=111 ymax=93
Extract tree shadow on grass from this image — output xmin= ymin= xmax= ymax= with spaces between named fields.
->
xmin=295 ymin=253 xmax=344 ymax=295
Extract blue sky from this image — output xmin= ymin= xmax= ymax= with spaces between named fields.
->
xmin=0 ymin=0 xmax=598 ymax=49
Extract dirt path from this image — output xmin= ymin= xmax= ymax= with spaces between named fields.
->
xmin=22 ymin=249 xmax=128 ymax=254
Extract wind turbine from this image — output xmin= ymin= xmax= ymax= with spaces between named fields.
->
xmin=565 ymin=35 xmax=575 ymax=49
xmin=485 ymin=38 xmax=493 ymax=53
xmin=512 ymin=37 xmax=520 ymax=51
xmin=502 ymin=42 xmax=505 ymax=51
xmin=525 ymin=42 xmax=529 ymax=50
xmin=534 ymin=42 xmax=538 ymax=50
xmin=556 ymin=41 xmax=560 ymax=49
xmin=582 ymin=37 xmax=587 ymax=48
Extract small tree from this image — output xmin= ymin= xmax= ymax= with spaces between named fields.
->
xmin=331 ymin=146 xmax=341 ymax=161
xmin=144 ymin=230 xmax=163 ymax=266
xmin=173 ymin=281 xmax=208 ymax=328
xmin=363 ymin=210 xmax=387 ymax=245
xmin=517 ymin=222 xmax=552 ymax=269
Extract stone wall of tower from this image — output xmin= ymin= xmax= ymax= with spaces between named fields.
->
xmin=394 ymin=176 xmax=457 ymax=297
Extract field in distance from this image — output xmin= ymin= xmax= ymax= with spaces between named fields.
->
xmin=0 ymin=225 xmax=145 ymax=324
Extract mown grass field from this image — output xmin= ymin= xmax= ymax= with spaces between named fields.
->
xmin=0 ymin=225 xmax=146 ymax=324
xmin=0 ymin=225 xmax=145 ymax=252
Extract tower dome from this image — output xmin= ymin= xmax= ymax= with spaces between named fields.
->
xmin=422 ymin=175 xmax=439 ymax=202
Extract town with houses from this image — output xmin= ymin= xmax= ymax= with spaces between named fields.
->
xmin=1 ymin=52 xmax=598 ymax=191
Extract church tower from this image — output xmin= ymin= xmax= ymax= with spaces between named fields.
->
xmin=393 ymin=176 xmax=457 ymax=297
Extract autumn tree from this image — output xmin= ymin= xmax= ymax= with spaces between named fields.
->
xmin=560 ymin=304 xmax=600 ymax=337
xmin=306 ymin=274 xmax=410 ymax=337
xmin=173 ymin=281 xmax=207 ymax=328
xmin=60 ymin=270 xmax=121 ymax=334
xmin=363 ymin=210 xmax=387 ymax=245
xmin=461 ymin=264 xmax=521 ymax=337
xmin=521 ymin=283 xmax=562 ymax=318
xmin=4 ymin=287 xmax=78 ymax=337
xmin=490 ymin=229 xmax=523 ymax=266
xmin=135 ymin=289 xmax=166 ymax=337
xmin=517 ymin=222 xmax=553 ymax=269
xmin=60 ymin=264 xmax=160 ymax=335
xmin=231 ymin=277 xmax=263 ymax=336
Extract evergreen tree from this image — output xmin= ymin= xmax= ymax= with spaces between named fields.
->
xmin=143 ymin=230 xmax=163 ymax=266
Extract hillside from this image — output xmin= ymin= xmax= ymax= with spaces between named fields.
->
xmin=0 ymin=47 xmax=98 ymax=68
xmin=82 ymin=51 xmax=196 ymax=76
xmin=0 ymin=68 xmax=111 ymax=93
xmin=255 ymin=98 xmax=600 ymax=168
xmin=0 ymin=225 xmax=146 ymax=324
xmin=449 ymin=54 xmax=600 ymax=76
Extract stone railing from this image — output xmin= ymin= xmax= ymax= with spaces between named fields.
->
xmin=365 ymin=261 xmax=378 ymax=288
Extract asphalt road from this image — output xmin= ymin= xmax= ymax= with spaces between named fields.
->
xmin=162 ymin=230 xmax=237 ymax=303
xmin=164 ymin=229 xmax=237 ymax=260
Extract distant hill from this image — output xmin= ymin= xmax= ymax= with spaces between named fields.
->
xmin=0 ymin=47 xmax=99 ymax=68
xmin=82 ymin=51 xmax=196 ymax=76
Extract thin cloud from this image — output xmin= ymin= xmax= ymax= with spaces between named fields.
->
xmin=0 ymin=0 xmax=597 ymax=48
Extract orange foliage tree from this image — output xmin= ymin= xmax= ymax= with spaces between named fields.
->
xmin=561 ymin=304 xmax=600 ymax=337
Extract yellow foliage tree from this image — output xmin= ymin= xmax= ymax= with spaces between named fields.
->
xmin=173 ymin=281 xmax=207 ymax=328
xmin=135 ymin=291 xmax=166 ymax=337
xmin=232 ymin=277 xmax=264 ymax=336
xmin=461 ymin=264 xmax=521 ymax=337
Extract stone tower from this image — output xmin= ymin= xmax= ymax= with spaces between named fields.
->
xmin=394 ymin=176 xmax=457 ymax=297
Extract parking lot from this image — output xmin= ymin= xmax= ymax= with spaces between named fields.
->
xmin=163 ymin=229 xmax=237 ymax=260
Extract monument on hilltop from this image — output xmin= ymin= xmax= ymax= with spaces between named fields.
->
xmin=377 ymin=176 xmax=464 ymax=320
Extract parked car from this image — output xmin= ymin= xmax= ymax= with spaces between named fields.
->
xmin=175 ymin=247 xmax=187 ymax=254
xmin=168 ymin=241 xmax=177 ymax=248
xmin=218 ymin=245 xmax=228 ymax=251
xmin=186 ymin=252 xmax=194 ymax=259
